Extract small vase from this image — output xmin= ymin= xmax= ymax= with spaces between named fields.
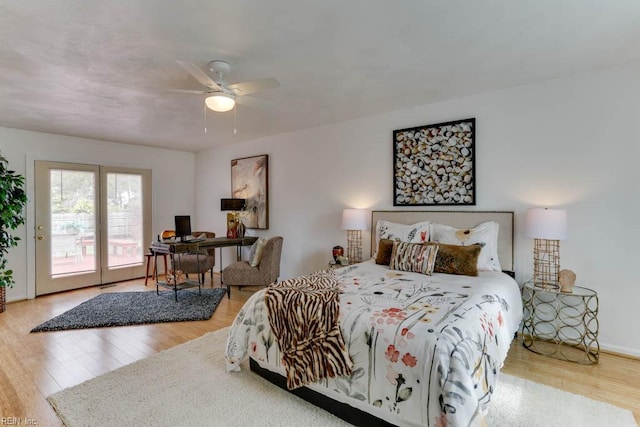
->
xmin=332 ymin=246 xmax=344 ymax=262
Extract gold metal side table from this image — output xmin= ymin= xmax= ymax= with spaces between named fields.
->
xmin=328 ymin=261 xmax=350 ymax=270
xmin=522 ymin=282 xmax=599 ymax=364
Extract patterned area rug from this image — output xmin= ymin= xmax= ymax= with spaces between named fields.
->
xmin=31 ymin=288 xmax=226 ymax=332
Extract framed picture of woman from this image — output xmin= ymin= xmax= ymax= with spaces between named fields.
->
xmin=231 ymin=154 xmax=269 ymax=229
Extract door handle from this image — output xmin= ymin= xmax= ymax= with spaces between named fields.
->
xmin=37 ymin=235 xmax=44 ymax=240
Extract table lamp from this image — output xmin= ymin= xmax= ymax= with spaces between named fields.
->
xmin=525 ymin=208 xmax=567 ymax=289
xmin=221 ymin=198 xmax=247 ymax=238
xmin=341 ymin=209 xmax=369 ymax=264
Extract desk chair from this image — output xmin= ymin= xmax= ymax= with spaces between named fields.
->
xmin=170 ymin=231 xmax=216 ymax=284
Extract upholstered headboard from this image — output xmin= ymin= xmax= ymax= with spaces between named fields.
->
xmin=370 ymin=210 xmax=514 ymax=272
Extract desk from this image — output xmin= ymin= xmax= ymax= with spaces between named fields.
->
xmin=151 ymin=236 xmax=257 ymax=258
xmin=150 ymin=236 xmax=258 ymax=277
xmin=149 ymin=237 xmax=257 ymax=300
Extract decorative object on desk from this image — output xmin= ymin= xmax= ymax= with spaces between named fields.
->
xmin=393 ymin=118 xmax=475 ymax=206
xmin=341 ymin=209 xmax=369 ymax=264
xmin=231 ymin=155 xmax=268 ymax=229
xmin=221 ymin=198 xmax=247 ymax=238
xmin=525 ymin=208 xmax=567 ymax=289
xmin=237 ymin=220 xmax=246 ymax=238
xmin=31 ymin=289 xmax=227 ymax=332
xmin=161 ymin=230 xmax=176 ymax=241
xmin=226 ymin=213 xmax=238 ymax=238
xmin=331 ymin=245 xmax=344 ymax=262
xmin=559 ymin=269 xmax=576 ymax=293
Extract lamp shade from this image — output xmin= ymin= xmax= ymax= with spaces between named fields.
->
xmin=205 ymin=93 xmax=236 ymax=112
xmin=341 ymin=209 xmax=369 ymax=231
xmin=221 ymin=198 xmax=246 ymax=211
xmin=525 ymin=208 xmax=567 ymax=240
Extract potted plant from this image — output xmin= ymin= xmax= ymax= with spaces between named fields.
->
xmin=0 ymin=153 xmax=28 ymax=312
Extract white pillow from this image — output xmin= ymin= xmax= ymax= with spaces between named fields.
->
xmin=374 ymin=220 xmax=430 ymax=257
xmin=249 ymin=238 xmax=267 ymax=267
xmin=430 ymin=221 xmax=501 ymax=271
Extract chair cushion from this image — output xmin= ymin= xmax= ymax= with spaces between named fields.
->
xmin=249 ymin=238 xmax=267 ymax=267
xmin=223 ymin=261 xmax=271 ymax=287
xmin=172 ymin=253 xmax=214 ymax=274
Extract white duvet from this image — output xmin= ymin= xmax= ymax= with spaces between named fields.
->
xmin=226 ymin=261 xmax=522 ymax=427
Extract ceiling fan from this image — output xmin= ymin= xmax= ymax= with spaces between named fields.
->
xmin=173 ymin=60 xmax=280 ymax=112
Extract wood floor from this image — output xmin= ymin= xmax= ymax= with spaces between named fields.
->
xmin=1 ymin=275 xmax=638 ymax=425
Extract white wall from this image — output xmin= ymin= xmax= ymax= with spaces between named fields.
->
xmin=0 ymin=127 xmax=196 ymax=302
xmin=196 ymin=60 xmax=640 ymax=357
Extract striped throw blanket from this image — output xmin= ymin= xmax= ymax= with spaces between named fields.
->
xmin=264 ymin=270 xmax=353 ymax=390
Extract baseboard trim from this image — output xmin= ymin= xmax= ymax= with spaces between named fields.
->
xmin=600 ymin=346 xmax=640 ymax=361
xmin=519 ymin=332 xmax=640 ymax=361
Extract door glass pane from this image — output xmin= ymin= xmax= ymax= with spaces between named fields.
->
xmin=50 ymin=169 xmax=96 ymax=277
xmin=107 ymin=173 xmax=143 ymax=268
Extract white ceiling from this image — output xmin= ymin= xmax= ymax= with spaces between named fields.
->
xmin=1 ymin=1 xmax=640 ymax=152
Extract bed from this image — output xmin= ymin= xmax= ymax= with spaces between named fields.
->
xmin=225 ymin=211 xmax=522 ymax=426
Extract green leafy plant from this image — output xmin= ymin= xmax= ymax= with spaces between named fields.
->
xmin=0 ymin=153 xmax=28 ymax=288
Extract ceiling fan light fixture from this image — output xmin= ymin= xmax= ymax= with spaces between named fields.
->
xmin=205 ymin=92 xmax=235 ymax=112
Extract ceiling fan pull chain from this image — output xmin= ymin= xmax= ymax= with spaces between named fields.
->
xmin=203 ymin=101 xmax=208 ymax=134
xmin=233 ymin=105 xmax=237 ymax=135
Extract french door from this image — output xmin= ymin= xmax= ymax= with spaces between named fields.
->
xmin=34 ymin=161 xmax=152 ymax=295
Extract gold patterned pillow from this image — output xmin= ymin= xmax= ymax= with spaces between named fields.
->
xmin=389 ymin=241 xmax=439 ymax=275
xmin=424 ymin=242 xmax=481 ymax=276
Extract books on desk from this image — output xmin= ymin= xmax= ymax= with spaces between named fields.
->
xmin=150 ymin=238 xmax=206 ymax=254
xmin=184 ymin=238 xmax=205 ymax=243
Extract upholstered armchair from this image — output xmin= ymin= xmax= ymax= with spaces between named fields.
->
xmin=222 ymin=236 xmax=283 ymax=298
xmin=171 ymin=231 xmax=216 ymax=284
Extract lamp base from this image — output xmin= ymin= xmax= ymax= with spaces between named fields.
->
xmin=532 ymin=238 xmax=560 ymax=289
xmin=346 ymin=230 xmax=362 ymax=264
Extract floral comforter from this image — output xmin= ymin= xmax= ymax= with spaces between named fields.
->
xmin=225 ymin=261 xmax=522 ymax=427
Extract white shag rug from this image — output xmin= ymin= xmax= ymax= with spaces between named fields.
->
xmin=48 ymin=328 xmax=637 ymax=427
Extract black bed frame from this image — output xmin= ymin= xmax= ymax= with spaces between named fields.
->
xmin=249 ymin=358 xmax=395 ymax=426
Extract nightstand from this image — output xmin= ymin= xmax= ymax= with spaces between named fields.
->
xmin=522 ymin=281 xmax=599 ymax=364
xmin=328 ymin=261 xmax=349 ymax=270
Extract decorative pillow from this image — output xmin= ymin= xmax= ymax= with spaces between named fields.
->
xmin=430 ymin=221 xmax=501 ymax=271
xmin=375 ymin=239 xmax=395 ymax=265
xmin=424 ymin=243 xmax=481 ymax=276
xmin=389 ymin=241 xmax=439 ymax=275
xmin=374 ymin=220 xmax=431 ymax=255
xmin=249 ymin=238 xmax=267 ymax=267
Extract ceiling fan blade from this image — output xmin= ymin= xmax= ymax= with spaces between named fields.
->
xmin=176 ymin=60 xmax=222 ymax=91
xmin=236 ymin=95 xmax=275 ymax=109
xmin=227 ymin=78 xmax=280 ymax=96
xmin=167 ymin=89 xmax=209 ymax=94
